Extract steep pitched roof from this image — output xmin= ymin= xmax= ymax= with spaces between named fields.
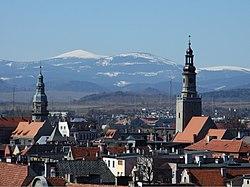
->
xmin=47 ymin=125 xmax=67 ymax=142
xmin=0 ymin=116 xmax=30 ymax=128
xmin=105 ymin=146 xmax=125 ymax=154
xmin=187 ymin=169 xmax=224 ymax=186
xmin=173 ymin=116 xmax=216 ymax=143
xmin=46 ymin=177 xmax=66 ymax=186
xmin=104 ymin=129 xmax=117 ymax=139
xmin=187 ymin=168 xmax=250 ymax=186
xmin=71 ymin=146 xmax=101 ymax=160
xmin=11 ymin=121 xmax=45 ymax=138
xmin=0 ymin=162 xmax=28 ymax=186
xmin=4 ymin=144 xmax=16 ymax=157
xmin=57 ymin=160 xmax=115 ymax=184
xmin=185 ymin=139 xmax=250 ymax=153
xmin=21 ymin=145 xmax=33 ymax=156
xmin=206 ymin=129 xmax=227 ymax=139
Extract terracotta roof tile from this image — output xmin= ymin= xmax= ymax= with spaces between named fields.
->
xmin=173 ymin=116 xmax=216 ymax=143
xmin=105 ymin=146 xmax=125 ymax=154
xmin=46 ymin=176 xmax=66 ymax=186
xmin=185 ymin=139 xmax=250 ymax=153
xmin=206 ymin=129 xmax=227 ymax=139
xmin=21 ymin=145 xmax=33 ymax=156
xmin=71 ymin=147 xmax=101 ymax=160
xmin=104 ymin=129 xmax=117 ymax=139
xmin=0 ymin=162 xmax=28 ymax=186
xmin=0 ymin=116 xmax=30 ymax=128
xmin=188 ymin=168 xmax=250 ymax=186
xmin=187 ymin=169 xmax=224 ymax=186
xmin=12 ymin=121 xmax=44 ymax=138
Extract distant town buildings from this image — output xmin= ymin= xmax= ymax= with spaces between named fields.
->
xmin=1 ymin=37 xmax=250 ymax=186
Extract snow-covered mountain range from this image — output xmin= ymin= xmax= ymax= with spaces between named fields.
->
xmin=0 ymin=50 xmax=249 ymax=93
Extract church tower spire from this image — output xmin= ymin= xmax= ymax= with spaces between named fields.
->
xmin=175 ymin=36 xmax=202 ymax=132
xmin=32 ymin=65 xmax=49 ymax=122
xmin=181 ymin=35 xmax=197 ymax=97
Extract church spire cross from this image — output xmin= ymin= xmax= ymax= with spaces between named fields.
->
xmin=39 ymin=61 xmax=42 ymax=75
xmin=188 ymin=35 xmax=191 ymax=47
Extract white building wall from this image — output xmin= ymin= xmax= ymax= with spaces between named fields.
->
xmin=58 ymin=121 xmax=69 ymax=137
xmin=103 ymin=157 xmax=125 ymax=177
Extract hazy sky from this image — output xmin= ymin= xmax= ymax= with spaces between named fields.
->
xmin=0 ymin=0 xmax=249 ymax=68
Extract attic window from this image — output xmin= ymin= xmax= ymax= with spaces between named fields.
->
xmin=17 ymin=130 xmax=23 ymax=135
xmin=22 ymin=131 xmax=30 ymax=136
xmin=12 ymin=129 xmax=18 ymax=134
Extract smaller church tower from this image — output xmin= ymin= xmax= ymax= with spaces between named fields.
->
xmin=176 ymin=36 xmax=202 ymax=132
xmin=32 ymin=66 xmax=49 ymax=122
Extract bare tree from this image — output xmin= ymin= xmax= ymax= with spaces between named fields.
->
xmin=137 ymin=155 xmax=154 ymax=184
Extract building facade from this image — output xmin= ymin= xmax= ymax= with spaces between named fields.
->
xmin=176 ymin=37 xmax=202 ymax=133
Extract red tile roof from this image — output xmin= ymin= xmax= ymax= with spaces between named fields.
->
xmin=0 ymin=162 xmax=28 ymax=186
xmin=104 ymin=129 xmax=117 ymax=139
xmin=185 ymin=139 xmax=250 ymax=153
xmin=46 ymin=177 xmax=66 ymax=186
xmin=11 ymin=121 xmax=45 ymax=138
xmin=71 ymin=147 xmax=101 ymax=160
xmin=187 ymin=169 xmax=224 ymax=186
xmin=187 ymin=168 xmax=250 ymax=186
xmin=173 ymin=116 xmax=216 ymax=143
xmin=105 ymin=146 xmax=125 ymax=154
xmin=206 ymin=129 xmax=227 ymax=139
xmin=0 ymin=116 xmax=30 ymax=128
xmin=21 ymin=145 xmax=33 ymax=156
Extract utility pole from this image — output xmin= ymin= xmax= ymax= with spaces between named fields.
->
xmin=12 ymin=86 xmax=15 ymax=117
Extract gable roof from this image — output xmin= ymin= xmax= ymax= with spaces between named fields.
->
xmin=173 ymin=116 xmax=217 ymax=143
xmin=0 ymin=162 xmax=28 ymax=186
xmin=0 ymin=116 xmax=30 ymax=128
xmin=105 ymin=146 xmax=125 ymax=155
xmin=187 ymin=168 xmax=250 ymax=186
xmin=11 ymin=121 xmax=45 ymax=138
xmin=46 ymin=177 xmax=66 ymax=186
xmin=187 ymin=169 xmax=224 ymax=186
xmin=47 ymin=125 xmax=67 ymax=142
xmin=206 ymin=129 xmax=227 ymax=139
xmin=20 ymin=144 xmax=66 ymax=160
xmin=71 ymin=147 xmax=101 ymax=160
xmin=104 ymin=129 xmax=117 ymax=139
xmin=185 ymin=139 xmax=250 ymax=153
xmin=57 ymin=160 xmax=115 ymax=184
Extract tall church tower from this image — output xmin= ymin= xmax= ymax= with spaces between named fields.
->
xmin=176 ymin=36 xmax=202 ymax=132
xmin=32 ymin=66 xmax=49 ymax=122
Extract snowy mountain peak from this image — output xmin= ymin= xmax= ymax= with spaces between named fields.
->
xmin=114 ymin=52 xmax=177 ymax=65
xmin=52 ymin=50 xmax=106 ymax=59
xmin=198 ymin=66 xmax=250 ymax=73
